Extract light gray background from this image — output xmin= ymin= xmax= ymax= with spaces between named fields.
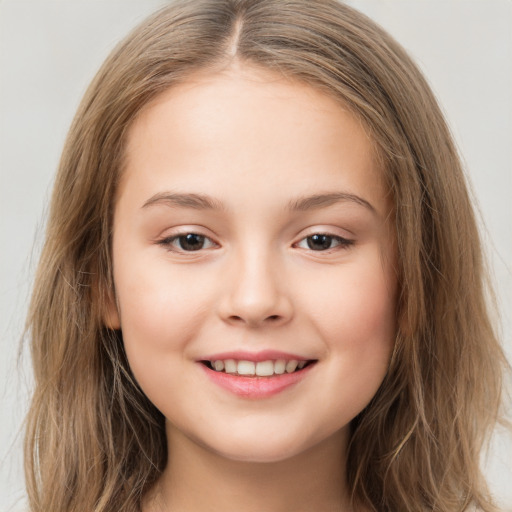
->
xmin=1 ymin=1 xmax=511 ymax=510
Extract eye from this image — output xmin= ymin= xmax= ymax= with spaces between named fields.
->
xmin=158 ymin=232 xmax=217 ymax=252
xmin=295 ymin=233 xmax=353 ymax=251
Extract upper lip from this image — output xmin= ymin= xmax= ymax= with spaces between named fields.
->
xmin=197 ymin=350 xmax=314 ymax=363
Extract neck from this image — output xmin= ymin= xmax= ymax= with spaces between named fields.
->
xmin=146 ymin=422 xmax=353 ymax=512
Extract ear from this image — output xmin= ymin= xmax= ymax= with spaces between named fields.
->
xmin=101 ymin=282 xmax=121 ymax=330
xmin=104 ymin=295 xmax=121 ymax=329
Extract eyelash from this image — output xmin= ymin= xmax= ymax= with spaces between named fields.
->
xmin=157 ymin=233 xmax=217 ymax=252
xmin=157 ymin=231 xmax=354 ymax=254
xmin=294 ymin=233 xmax=354 ymax=252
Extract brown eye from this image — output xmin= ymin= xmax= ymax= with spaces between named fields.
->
xmin=177 ymin=233 xmax=206 ymax=251
xmin=295 ymin=233 xmax=354 ymax=252
xmin=158 ymin=232 xmax=217 ymax=252
xmin=307 ymin=234 xmax=334 ymax=250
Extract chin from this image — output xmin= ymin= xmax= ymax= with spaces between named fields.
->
xmin=213 ymin=444 xmax=304 ymax=464
xmin=200 ymin=427 xmax=322 ymax=464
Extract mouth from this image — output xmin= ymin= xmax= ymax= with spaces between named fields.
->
xmin=200 ymin=358 xmax=317 ymax=377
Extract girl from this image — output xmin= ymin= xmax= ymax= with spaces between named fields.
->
xmin=23 ymin=1 xmax=509 ymax=511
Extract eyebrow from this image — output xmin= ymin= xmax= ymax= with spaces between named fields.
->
xmin=287 ymin=192 xmax=376 ymax=214
xmin=141 ymin=191 xmax=376 ymax=214
xmin=142 ymin=192 xmax=225 ymax=210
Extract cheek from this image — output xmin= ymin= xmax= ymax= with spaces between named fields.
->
xmin=118 ymin=275 xmax=193 ymax=347
xmin=112 ymin=253 xmax=214 ymax=391
xmin=311 ymin=268 xmax=396 ymax=426
xmin=298 ymin=250 xmax=397 ymax=396
xmin=306 ymin=258 xmax=396 ymax=343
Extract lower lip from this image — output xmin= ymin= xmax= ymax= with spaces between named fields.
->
xmin=199 ymin=363 xmax=316 ymax=399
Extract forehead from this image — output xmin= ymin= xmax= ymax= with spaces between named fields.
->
xmin=120 ymin=64 xmax=389 ymax=217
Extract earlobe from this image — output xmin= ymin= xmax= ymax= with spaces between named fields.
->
xmin=102 ymin=284 xmax=121 ymax=330
xmin=104 ymin=298 xmax=121 ymax=330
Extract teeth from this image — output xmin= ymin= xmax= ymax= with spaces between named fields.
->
xmin=237 ymin=360 xmax=256 ymax=376
xmin=224 ymin=359 xmax=237 ymax=373
xmin=255 ymin=360 xmax=274 ymax=376
xmin=274 ymin=359 xmax=286 ymax=374
xmin=285 ymin=360 xmax=298 ymax=373
xmin=208 ymin=358 xmax=311 ymax=376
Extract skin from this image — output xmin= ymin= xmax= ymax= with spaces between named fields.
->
xmin=107 ymin=63 xmax=397 ymax=512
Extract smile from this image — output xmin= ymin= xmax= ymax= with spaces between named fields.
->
xmin=198 ymin=356 xmax=318 ymax=399
xmin=202 ymin=359 xmax=315 ymax=377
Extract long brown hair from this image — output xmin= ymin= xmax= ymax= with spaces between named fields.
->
xmin=24 ymin=1 xmax=508 ymax=510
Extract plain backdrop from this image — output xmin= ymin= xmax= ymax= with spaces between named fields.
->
xmin=1 ymin=1 xmax=511 ymax=510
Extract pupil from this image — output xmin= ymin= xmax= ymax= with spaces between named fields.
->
xmin=307 ymin=234 xmax=332 ymax=250
xmin=179 ymin=233 xmax=204 ymax=251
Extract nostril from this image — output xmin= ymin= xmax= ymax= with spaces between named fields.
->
xmin=267 ymin=315 xmax=280 ymax=321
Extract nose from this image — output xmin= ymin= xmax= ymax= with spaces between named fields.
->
xmin=217 ymin=248 xmax=294 ymax=328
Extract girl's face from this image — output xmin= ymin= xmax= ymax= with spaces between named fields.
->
xmin=109 ymin=65 xmax=397 ymax=463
